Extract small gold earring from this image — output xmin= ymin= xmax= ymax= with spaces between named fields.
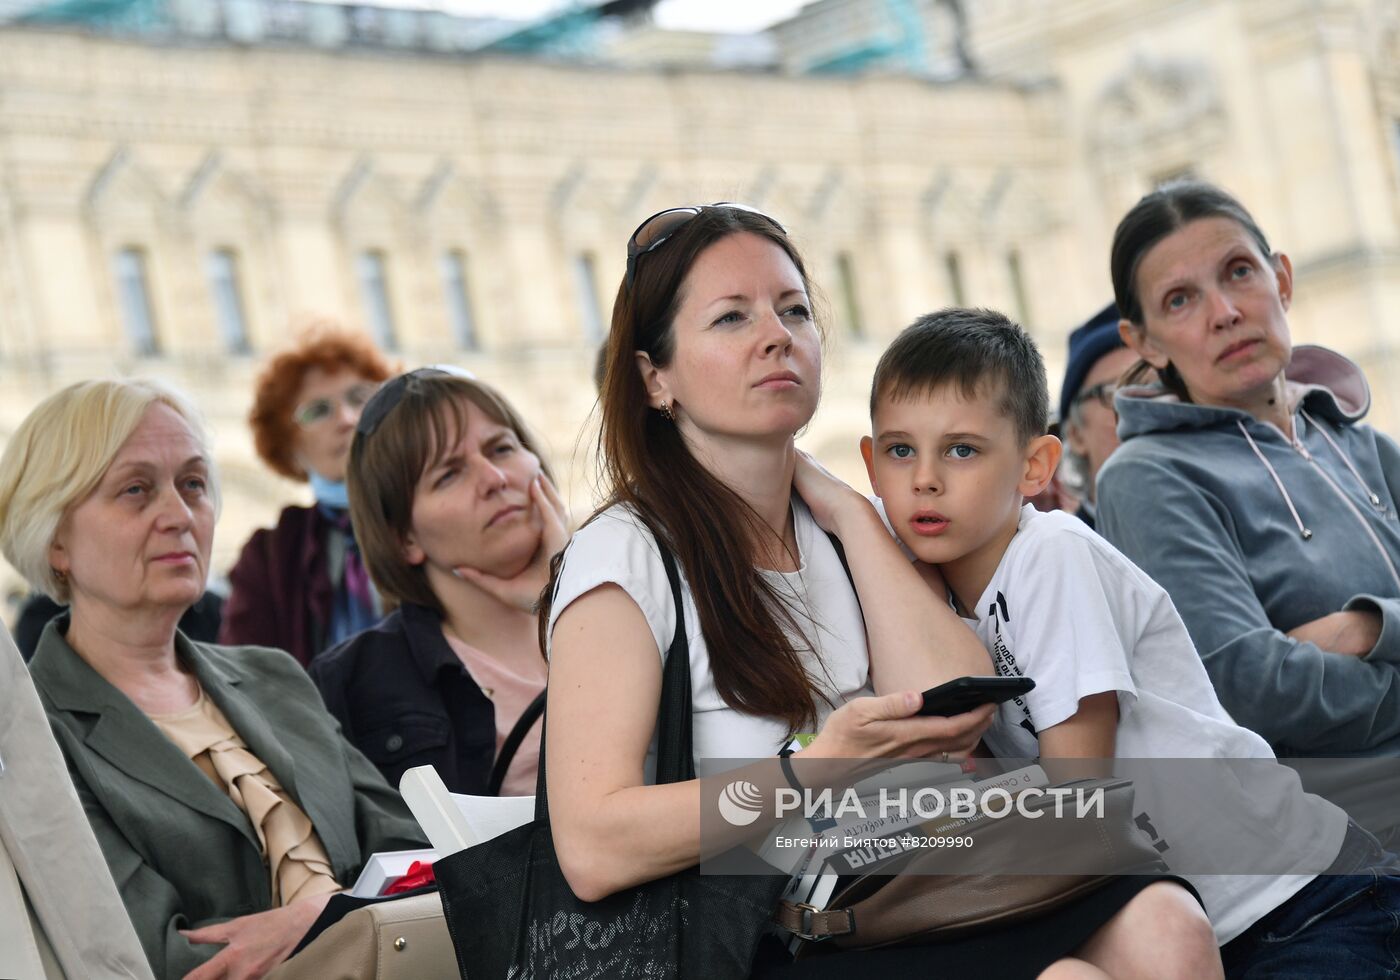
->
xmin=659 ymin=401 xmax=675 ymax=422
xmin=51 ymin=567 xmax=67 ymax=584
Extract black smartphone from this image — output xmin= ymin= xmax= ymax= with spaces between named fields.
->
xmin=917 ymin=675 xmax=1035 ymax=716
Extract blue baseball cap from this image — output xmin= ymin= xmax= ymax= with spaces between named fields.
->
xmin=1058 ymin=302 xmax=1125 ymax=423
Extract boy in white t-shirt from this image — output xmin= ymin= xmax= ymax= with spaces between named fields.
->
xmin=859 ymin=308 xmax=1395 ymax=970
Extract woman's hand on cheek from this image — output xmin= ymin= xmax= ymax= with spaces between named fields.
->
xmin=454 ymin=475 xmax=571 ymax=613
xmin=532 ymin=473 xmax=571 ymax=559
xmin=792 ymin=450 xmax=873 ymax=535
xmin=179 ymin=892 xmax=332 ymax=980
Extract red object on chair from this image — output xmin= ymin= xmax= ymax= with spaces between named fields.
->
xmin=383 ymin=861 xmax=437 ymax=895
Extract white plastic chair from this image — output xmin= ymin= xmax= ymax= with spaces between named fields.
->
xmin=398 ymin=766 xmax=535 ymax=857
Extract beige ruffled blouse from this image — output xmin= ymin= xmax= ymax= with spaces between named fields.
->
xmin=150 ymin=692 xmax=341 ymax=907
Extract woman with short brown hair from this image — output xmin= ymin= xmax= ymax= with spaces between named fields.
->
xmin=309 ymin=368 xmax=567 ymax=796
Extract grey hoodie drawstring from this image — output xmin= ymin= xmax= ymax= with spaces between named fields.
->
xmin=1300 ymin=408 xmax=1384 ymax=508
xmin=1237 ymin=420 xmax=1313 ymax=539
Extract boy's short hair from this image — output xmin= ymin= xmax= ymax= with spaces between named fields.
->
xmin=870 ymin=307 xmax=1049 ymax=445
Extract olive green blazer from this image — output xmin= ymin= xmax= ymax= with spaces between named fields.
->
xmin=29 ymin=618 xmax=428 ymax=980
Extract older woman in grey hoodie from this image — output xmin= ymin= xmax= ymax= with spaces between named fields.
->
xmin=1097 ymin=180 xmax=1400 ymax=758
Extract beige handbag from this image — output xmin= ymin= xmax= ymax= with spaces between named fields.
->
xmin=269 ymin=893 xmax=456 ymax=980
xmin=774 ymin=778 xmax=1167 ymax=954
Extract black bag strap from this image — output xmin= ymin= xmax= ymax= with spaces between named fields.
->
xmin=487 ymin=690 xmax=547 ymax=797
xmin=824 ymin=529 xmax=868 ymax=645
xmin=652 ymin=538 xmax=694 ymax=784
xmin=532 ymin=529 xmax=693 ymax=821
xmin=823 ymin=530 xmax=854 ymax=590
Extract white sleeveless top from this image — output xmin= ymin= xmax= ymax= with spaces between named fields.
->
xmin=546 ymin=501 xmax=873 ymax=772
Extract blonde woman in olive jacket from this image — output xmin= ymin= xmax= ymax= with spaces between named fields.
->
xmin=1 ymin=379 xmax=425 ymax=980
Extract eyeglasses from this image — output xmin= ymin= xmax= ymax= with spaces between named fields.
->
xmin=1072 ymin=381 xmax=1119 ymax=413
xmin=355 ymin=364 xmax=476 ymax=438
xmin=625 ymin=203 xmax=785 ymax=288
xmin=293 ymin=382 xmax=381 ymax=429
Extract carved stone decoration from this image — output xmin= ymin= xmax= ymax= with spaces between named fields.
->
xmin=981 ymin=169 xmax=1056 ymax=240
xmin=921 ymin=168 xmax=982 ymax=241
xmin=1089 ymin=54 xmax=1226 ymax=157
xmin=179 ymin=151 xmax=269 ymax=214
xmin=333 ymin=156 xmax=373 ymax=220
xmin=805 ymin=167 xmax=843 ymax=222
xmin=415 ymin=158 xmax=499 ymax=227
xmin=806 ymin=169 xmax=868 ymax=242
xmin=331 ymin=155 xmax=407 ymax=239
xmin=618 ymin=163 xmax=659 ymax=219
xmin=761 ymin=184 xmax=807 ymax=234
xmin=921 ymin=168 xmax=953 ymax=225
xmin=617 ymin=171 xmax=692 ymax=231
xmin=545 ymin=161 xmax=620 ymax=246
xmin=84 ymin=145 xmax=172 ymax=227
xmin=743 ymin=165 xmax=780 ymax=210
xmin=549 ymin=161 xmax=589 ymax=213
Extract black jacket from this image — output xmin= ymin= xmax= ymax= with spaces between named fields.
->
xmin=309 ymin=603 xmax=498 ymax=794
xmin=221 ymin=504 xmax=334 ymax=667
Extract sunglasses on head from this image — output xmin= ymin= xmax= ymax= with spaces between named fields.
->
xmin=355 ymin=364 xmax=476 ymax=438
xmin=625 ymin=203 xmax=785 ymax=288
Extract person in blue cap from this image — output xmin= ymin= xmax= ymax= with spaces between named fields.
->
xmin=1057 ymin=302 xmax=1139 ymax=529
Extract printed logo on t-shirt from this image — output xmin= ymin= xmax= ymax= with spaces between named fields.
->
xmin=987 ymin=590 xmax=1172 ymax=861
xmin=986 ymin=591 xmax=1037 ymax=738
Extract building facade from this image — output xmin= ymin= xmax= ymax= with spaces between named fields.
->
xmin=0 ymin=0 xmax=1396 ymax=596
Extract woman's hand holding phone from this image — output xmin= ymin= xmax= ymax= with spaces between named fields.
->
xmin=804 ymin=690 xmax=994 ymax=763
xmin=917 ymin=676 xmax=1035 ymax=716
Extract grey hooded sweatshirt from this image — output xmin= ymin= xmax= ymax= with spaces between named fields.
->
xmin=1097 ymin=345 xmax=1400 ymax=757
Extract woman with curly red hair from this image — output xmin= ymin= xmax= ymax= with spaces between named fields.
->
xmin=220 ymin=325 xmax=393 ymax=666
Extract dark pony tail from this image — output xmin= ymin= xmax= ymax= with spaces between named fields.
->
xmin=1120 ymin=357 xmax=1190 ymax=403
